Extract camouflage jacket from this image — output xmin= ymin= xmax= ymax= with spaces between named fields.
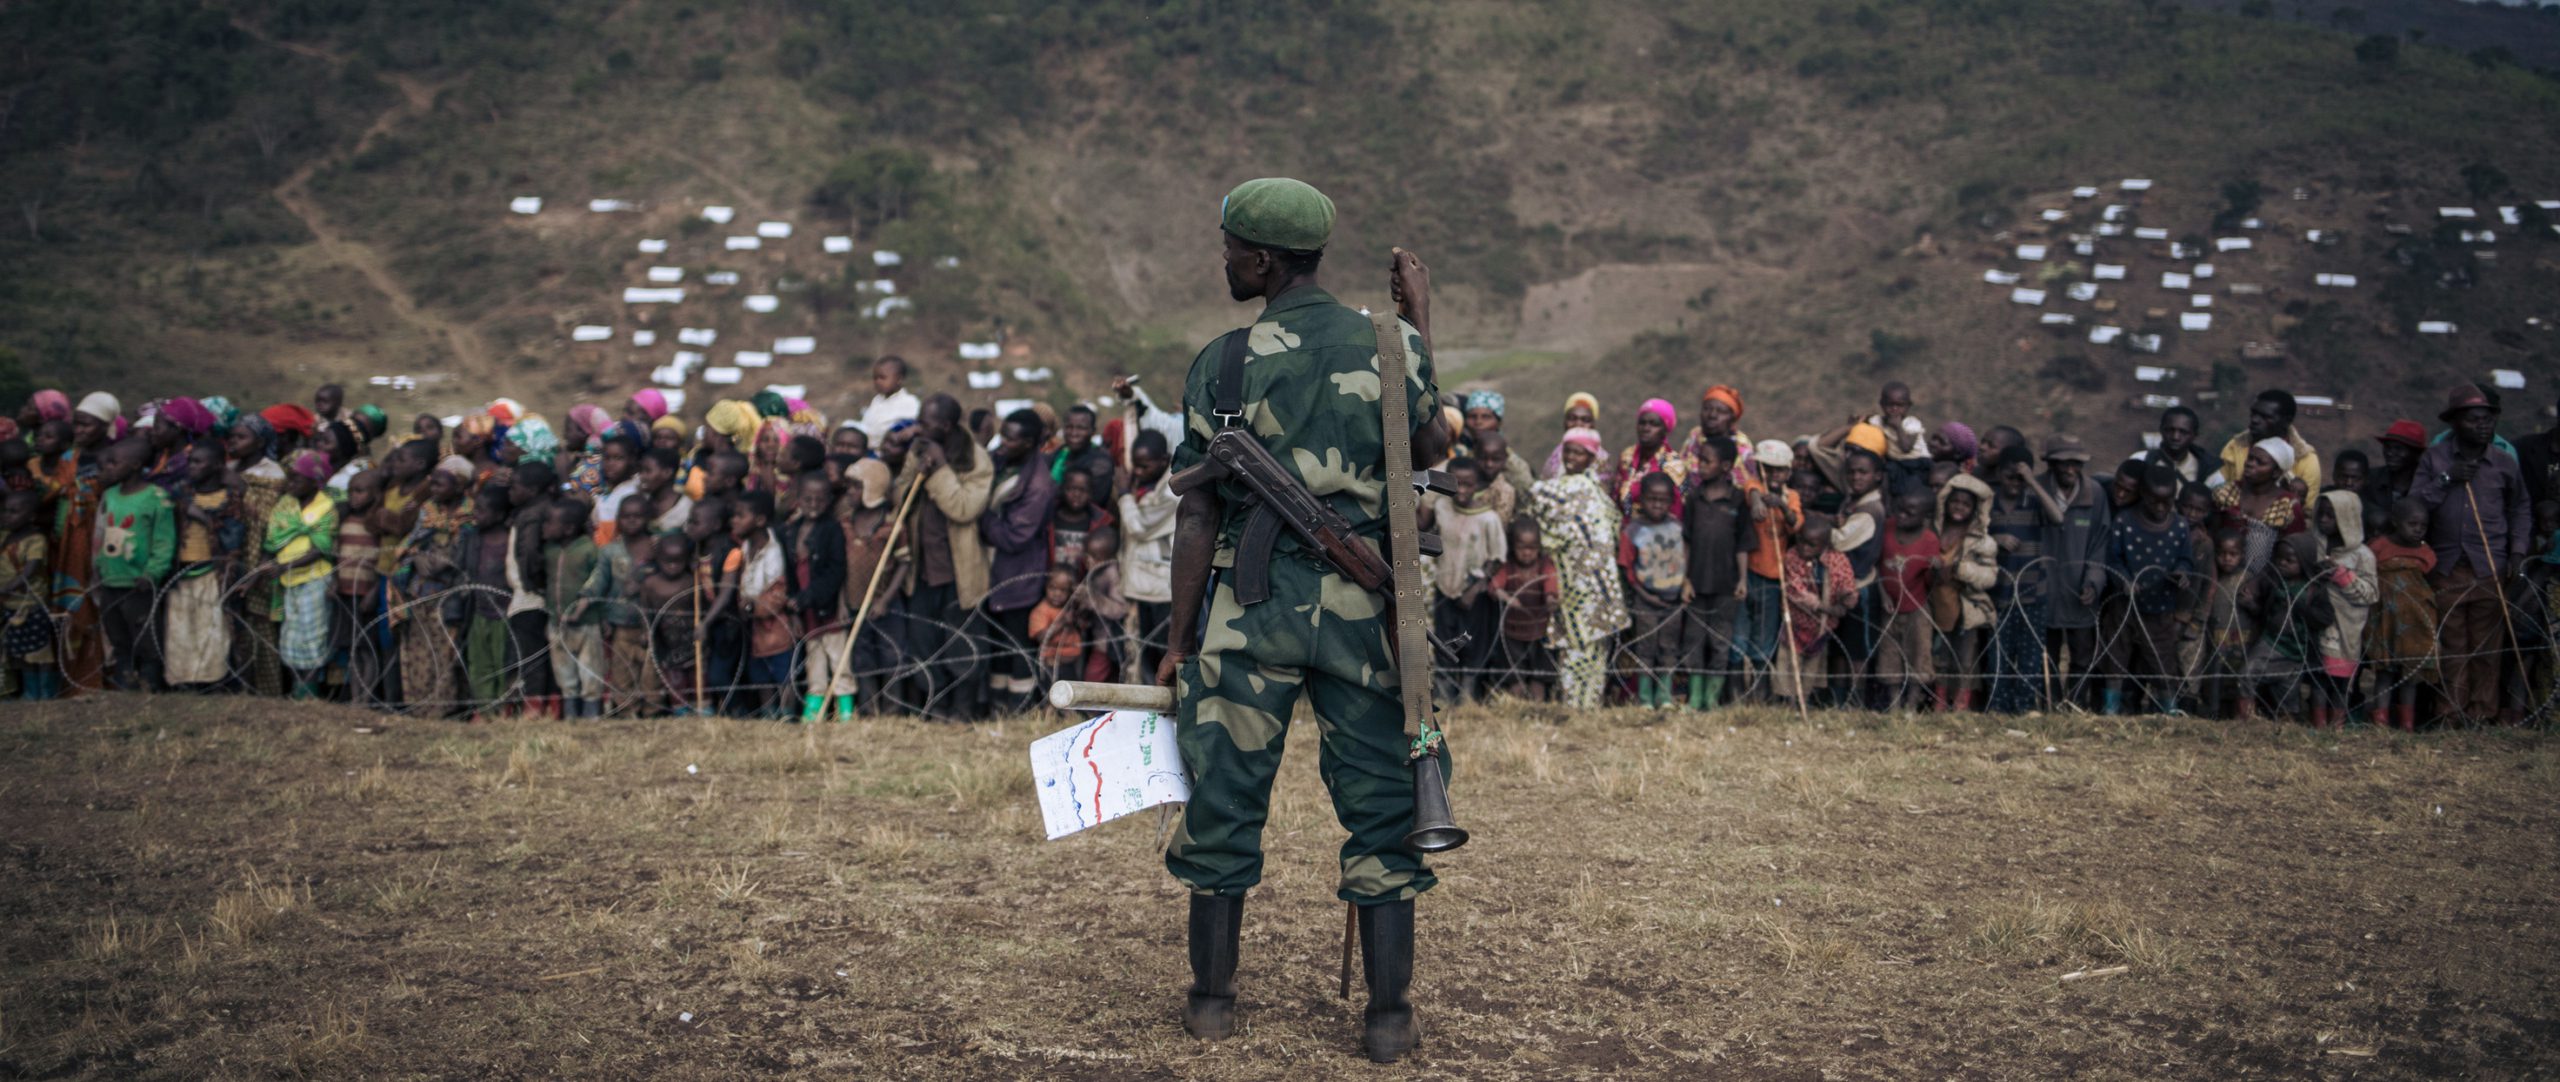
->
xmin=1176 ymin=286 xmax=1437 ymax=568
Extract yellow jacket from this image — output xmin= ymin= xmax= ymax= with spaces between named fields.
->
xmin=2214 ymin=428 xmax=2321 ymax=493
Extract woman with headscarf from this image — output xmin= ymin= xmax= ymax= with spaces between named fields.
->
xmin=2213 ymin=436 xmax=2307 ymax=579
xmin=501 ymin=414 xmax=560 ymax=470
xmin=1542 ymin=392 xmax=1605 ymax=482
xmin=224 ymin=412 xmax=291 ymax=695
xmin=260 ymin=403 xmax=317 ymax=462
xmin=1678 ymin=385 xmax=1755 ymax=487
xmin=1531 ymin=426 xmax=1629 ymax=709
xmin=454 ymin=414 xmax=503 ymax=492
xmin=625 ymin=388 xmax=670 ymax=432
xmin=143 ymin=397 xmax=216 ymax=492
xmin=649 ymin=415 xmax=688 ymax=456
xmin=24 ymin=390 xmax=72 ymax=431
xmin=392 ymin=454 xmax=476 ymax=715
xmin=1928 ymin=420 xmax=1980 ymax=474
xmin=564 ymin=404 xmax=614 ymax=497
xmin=1615 ymin=398 xmax=1689 ymax=511
xmin=40 ymin=392 xmax=121 ymax=694
xmin=259 ymin=449 xmax=340 ymax=697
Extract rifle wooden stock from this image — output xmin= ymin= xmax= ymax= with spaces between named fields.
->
xmin=1167 ymin=428 xmax=1394 ymax=593
xmin=1050 ymin=680 xmax=1177 ymax=712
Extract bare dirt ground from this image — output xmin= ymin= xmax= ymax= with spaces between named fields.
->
xmin=5 ymin=694 xmax=2557 ymax=1079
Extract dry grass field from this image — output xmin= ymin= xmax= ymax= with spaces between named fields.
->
xmin=4 ymin=694 xmax=2557 ymax=1080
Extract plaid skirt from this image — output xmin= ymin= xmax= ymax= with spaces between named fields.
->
xmin=280 ymin=577 xmax=334 ymax=671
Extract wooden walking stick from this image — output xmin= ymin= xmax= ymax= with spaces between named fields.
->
xmin=691 ymin=560 xmax=706 ymax=716
xmin=826 ymin=470 xmax=930 ymax=715
xmin=1776 ymin=575 xmax=1811 ymax=720
xmin=1340 ymin=900 xmax=1357 ymax=999
xmin=2462 ymin=481 xmax=2525 ymax=715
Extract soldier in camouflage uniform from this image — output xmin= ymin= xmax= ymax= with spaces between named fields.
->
xmin=1156 ymin=177 xmax=1451 ymax=1064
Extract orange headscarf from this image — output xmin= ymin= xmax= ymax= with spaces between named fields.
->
xmin=1701 ymin=385 xmax=1744 ymax=422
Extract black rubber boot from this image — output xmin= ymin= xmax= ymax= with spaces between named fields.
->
xmin=1183 ymin=894 xmax=1244 ymax=1040
xmin=1358 ymin=900 xmax=1417 ymax=1063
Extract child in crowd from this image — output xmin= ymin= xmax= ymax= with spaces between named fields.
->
xmin=1871 ymin=381 xmax=1933 ymax=490
xmin=686 ymin=496 xmax=741 ymax=712
xmin=395 ymin=455 xmax=473 ymax=717
xmin=1471 ymin=428 xmax=1520 ymax=525
xmin=1428 ymin=458 xmax=1508 ymax=702
xmin=829 ymin=423 xmax=869 ymax=459
xmin=164 ymin=440 xmax=242 ymax=691
xmin=1048 ymin=468 xmax=1111 ymax=572
xmin=2243 ymin=533 xmax=2329 ymax=722
xmin=0 ymin=490 xmax=53 ymax=699
xmin=1932 ymin=474 xmax=1999 ymax=712
xmin=1075 ymin=529 xmax=1128 ymax=683
xmin=264 ymin=450 xmax=339 ymax=698
xmin=1737 ymin=440 xmax=1801 ymax=701
xmin=1118 ymin=430 xmax=1179 ymax=682
xmin=780 ymin=471 xmax=848 ymax=722
xmin=1486 ymin=520 xmax=1557 ymax=701
xmin=721 ymin=492 xmax=793 ymax=718
xmin=1680 ymin=437 xmax=1756 ymax=709
xmin=451 ymin=486 xmax=516 ymax=720
xmin=335 ymin=470 xmax=387 ymax=706
xmin=1618 ymin=472 xmax=1690 ymax=707
xmin=2308 ymin=491 xmax=2376 ymax=729
xmin=2097 ymin=462 xmax=2195 ymax=715
xmin=95 ymin=439 xmax=177 ymax=690
xmin=1028 ymin=567 xmax=1086 ymax=687
xmin=0 ymin=437 xmax=36 ymax=496
xmin=2195 ymin=530 xmax=2254 ymax=719
xmin=1873 ymin=489 xmax=1940 ymax=712
xmin=2361 ymin=499 xmax=2439 ymax=731
xmin=839 ymin=458 xmax=905 ymax=711
xmin=598 ymin=493 xmax=652 ymax=717
xmin=542 ymin=501 xmax=609 ymax=718
xmin=503 ymin=461 xmax=558 ymax=719
xmin=1778 ymin=513 xmax=1859 ymax=706
xmin=636 ymin=533 xmax=699 ymax=715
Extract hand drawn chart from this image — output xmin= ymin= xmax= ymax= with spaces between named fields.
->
xmin=1030 ymin=710 xmax=1189 ymax=840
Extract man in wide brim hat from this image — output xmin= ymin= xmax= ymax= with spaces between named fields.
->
xmin=2410 ymin=382 xmax=2532 ymax=724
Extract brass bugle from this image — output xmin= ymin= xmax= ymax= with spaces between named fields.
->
xmin=1404 ymin=755 xmax=1468 ymax=853
xmin=1049 ymin=680 xmax=1176 ymax=713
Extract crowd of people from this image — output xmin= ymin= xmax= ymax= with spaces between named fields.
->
xmin=4 ymin=361 xmax=2556 ymax=728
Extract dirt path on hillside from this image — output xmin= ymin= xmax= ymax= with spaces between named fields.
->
xmin=236 ymin=20 xmax=491 ymax=372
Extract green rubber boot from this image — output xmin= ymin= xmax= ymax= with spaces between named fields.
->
xmin=832 ymin=694 xmax=854 ymax=722
xmin=800 ymin=694 xmax=827 ymax=723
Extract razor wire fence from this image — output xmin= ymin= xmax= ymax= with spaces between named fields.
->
xmin=13 ymin=550 xmax=2559 ymax=727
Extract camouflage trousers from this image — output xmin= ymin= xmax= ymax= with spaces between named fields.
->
xmin=1166 ymin=554 xmax=1444 ymax=907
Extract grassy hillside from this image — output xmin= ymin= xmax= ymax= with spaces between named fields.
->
xmin=5 ymin=0 xmax=2558 ymax=457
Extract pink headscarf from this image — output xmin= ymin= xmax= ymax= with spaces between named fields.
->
xmin=160 ymin=397 xmax=217 ymax=436
xmin=30 ymin=390 xmax=70 ymax=423
xmin=1638 ymin=398 xmax=1678 ymax=431
xmin=288 ymin=449 xmax=332 ymax=482
xmin=569 ymin=404 xmax=612 ymax=446
xmin=1561 ymin=426 xmax=1604 ymax=454
xmin=630 ymin=388 xmax=669 ymax=421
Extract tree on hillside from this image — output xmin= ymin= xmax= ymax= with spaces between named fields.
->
xmin=2461 ymin=162 xmax=2511 ymax=200
xmin=2355 ymin=33 xmax=2400 ymax=66
xmin=812 ymin=148 xmax=939 ymax=235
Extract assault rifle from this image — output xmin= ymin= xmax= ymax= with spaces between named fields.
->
xmin=1168 ymin=427 xmax=1447 ymax=606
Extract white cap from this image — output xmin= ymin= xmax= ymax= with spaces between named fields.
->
xmin=1755 ymin=439 xmax=1795 ymax=468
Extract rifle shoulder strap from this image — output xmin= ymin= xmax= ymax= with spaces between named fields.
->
xmin=1372 ymin=313 xmax=1438 ymax=757
xmin=1212 ymin=328 xmax=1250 ymax=428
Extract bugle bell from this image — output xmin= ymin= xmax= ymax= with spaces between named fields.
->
xmin=1403 ymin=755 xmax=1468 ymax=853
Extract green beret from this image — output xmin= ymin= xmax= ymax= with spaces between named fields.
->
xmin=1220 ymin=177 xmax=1334 ymax=252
